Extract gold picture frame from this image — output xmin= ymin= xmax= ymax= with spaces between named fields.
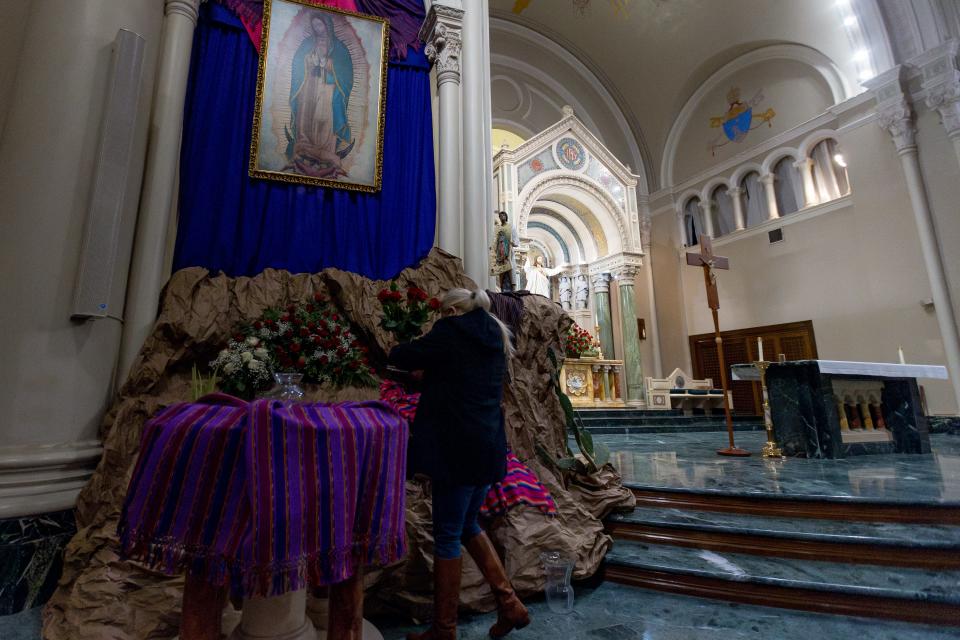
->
xmin=250 ymin=0 xmax=389 ymax=193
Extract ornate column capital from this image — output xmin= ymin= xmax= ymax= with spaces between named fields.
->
xmin=165 ymin=0 xmax=201 ymax=23
xmin=759 ymin=173 xmax=776 ymax=186
xmin=613 ymin=265 xmax=640 ymax=282
xmin=728 ymin=187 xmax=744 ymax=197
xmin=591 ymin=272 xmax=611 ymax=294
xmin=865 ymin=67 xmax=918 ymax=154
xmin=420 ymin=4 xmax=464 ymax=85
xmin=877 ymin=98 xmax=917 ymax=153
xmin=792 ymin=157 xmax=814 ymax=170
xmin=922 ymin=47 xmax=960 ymax=140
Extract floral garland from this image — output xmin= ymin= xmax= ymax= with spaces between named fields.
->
xmin=212 ymin=293 xmax=376 ymax=398
xmin=563 ymin=322 xmax=598 ymax=358
xmin=378 ymin=282 xmax=441 ymax=344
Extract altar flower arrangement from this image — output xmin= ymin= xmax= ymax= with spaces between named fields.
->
xmin=564 ymin=323 xmax=598 ymax=358
xmin=212 ymin=293 xmax=376 ymax=398
xmin=377 ymin=282 xmax=441 ymax=343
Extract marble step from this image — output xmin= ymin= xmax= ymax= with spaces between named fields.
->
xmin=606 ymin=507 xmax=960 ymax=569
xmin=604 ymin=539 xmax=960 ymax=626
xmin=584 ymin=423 xmax=766 ymax=435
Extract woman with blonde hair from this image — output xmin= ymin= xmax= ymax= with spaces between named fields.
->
xmin=389 ymin=288 xmax=529 ymax=640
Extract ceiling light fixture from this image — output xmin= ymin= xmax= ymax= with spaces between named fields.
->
xmin=853 ymin=48 xmax=869 ymax=61
xmin=843 ymin=15 xmax=857 ymax=27
xmin=833 ymin=153 xmax=847 ymax=167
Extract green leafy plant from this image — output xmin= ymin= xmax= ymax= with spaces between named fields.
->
xmin=190 ymin=364 xmax=219 ymax=401
xmin=542 ymin=349 xmax=610 ymax=475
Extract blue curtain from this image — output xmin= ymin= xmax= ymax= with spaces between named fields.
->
xmin=173 ymin=3 xmax=436 ymax=279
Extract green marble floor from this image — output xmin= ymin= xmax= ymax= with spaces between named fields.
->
xmin=4 ymin=580 xmax=958 ymax=640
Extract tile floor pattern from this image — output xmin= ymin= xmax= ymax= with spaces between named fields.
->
xmin=4 ymin=581 xmax=959 ymax=640
xmin=603 ymin=432 xmax=960 ymax=504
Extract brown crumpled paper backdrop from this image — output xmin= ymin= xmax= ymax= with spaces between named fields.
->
xmin=42 ymin=249 xmax=634 ymax=639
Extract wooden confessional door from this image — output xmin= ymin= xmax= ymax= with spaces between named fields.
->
xmin=689 ymin=321 xmax=818 ymax=415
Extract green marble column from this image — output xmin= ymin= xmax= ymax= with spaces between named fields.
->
xmin=615 ymin=267 xmax=645 ymax=405
xmin=591 ymin=273 xmax=615 ymax=360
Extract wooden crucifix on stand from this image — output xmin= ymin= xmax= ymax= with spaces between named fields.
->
xmin=686 ymin=236 xmax=751 ymax=457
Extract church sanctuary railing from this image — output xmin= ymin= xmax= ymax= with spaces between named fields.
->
xmin=560 ymin=357 xmax=626 ymax=408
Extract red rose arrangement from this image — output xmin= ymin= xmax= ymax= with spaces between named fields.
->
xmin=212 ymin=292 xmax=376 ymax=398
xmin=564 ymin=322 xmax=598 ymax=358
xmin=378 ymin=282 xmax=441 ymax=343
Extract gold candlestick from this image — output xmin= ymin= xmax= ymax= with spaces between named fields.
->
xmin=755 ymin=360 xmax=784 ymax=459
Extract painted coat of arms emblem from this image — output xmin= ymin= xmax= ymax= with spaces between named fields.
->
xmin=708 ymin=87 xmax=776 ymax=155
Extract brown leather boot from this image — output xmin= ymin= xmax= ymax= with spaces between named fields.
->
xmin=464 ymin=532 xmax=530 ymax=638
xmin=407 ymin=556 xmax=462 ymax=640
xmin=180 ymin=574 xmax=225 ymax=640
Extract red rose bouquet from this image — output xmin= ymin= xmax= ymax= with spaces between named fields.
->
xmin=564 ymin=322 xmax=598 ymax=358
xmin=378 ymin=282 xmax=441 ymax=343
xmin=212 ymin=293 xmax=376 ymax=398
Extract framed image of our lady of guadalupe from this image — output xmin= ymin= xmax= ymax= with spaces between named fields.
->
xmin=250 ymin=0 xmax=389 ymax=192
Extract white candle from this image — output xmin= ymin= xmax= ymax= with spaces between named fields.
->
xmin=757 ymin=337 xmax=764 ymax=362
xmin=898 ymin=346 xmax=905 ymax=365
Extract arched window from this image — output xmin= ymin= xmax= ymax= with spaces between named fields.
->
xmin=740 ymin=171 xmax=768 ymax=227
xmin=711 ymin=185 xmax=735 ymax=237
xmin=811 ymin=139 xmax=850 ymax=202
xmin=683 ymin=197 xmax=701 ymax=246
xmin=773 ymin=156 xmax=802 ymax=216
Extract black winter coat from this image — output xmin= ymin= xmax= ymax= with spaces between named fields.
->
xmin=388 ymin=308 xmax=508 ymax=486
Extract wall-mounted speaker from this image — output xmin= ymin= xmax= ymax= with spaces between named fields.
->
xmin=72 ymin=29 xmax=146 ymax=319
xmin=768 ymin=228 xmax=784 ymax=244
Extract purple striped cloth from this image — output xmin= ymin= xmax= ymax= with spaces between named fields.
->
xmin=118 ymin=394 xmax=408 ymax=598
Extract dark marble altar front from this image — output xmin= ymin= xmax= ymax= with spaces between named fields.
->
xmin=765 ymin=361 xmax=932 ymax=458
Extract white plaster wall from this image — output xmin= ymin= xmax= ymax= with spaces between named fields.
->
xmin=0 ymin=0 xmax=163 ymax=447
xmin=669 ymin=121 xmax=957 ymax=414
xmin=0 ymin=0 xmax=32 ymax=139
xmin=673 ymin=59 xmax=835 ymax=184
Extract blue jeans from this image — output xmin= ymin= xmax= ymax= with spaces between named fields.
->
xmin=432 ymin=484 xmax=490 ymax=559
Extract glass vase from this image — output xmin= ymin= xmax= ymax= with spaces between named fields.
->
xmin=263 ymin=372 xmax=305 ymax=403
xmin=540 ymin=551 xmax=574 ymax=614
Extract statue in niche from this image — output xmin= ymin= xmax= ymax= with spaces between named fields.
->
xmin=523 ymin=255 xmax=566 ymax=298
xmin=490 ymin=211 xmax=516 ymax=291
xmin=559 ymin=275 xmax=573 ymax=310
xmin=575 ymin=274 xmax=589 ymax=310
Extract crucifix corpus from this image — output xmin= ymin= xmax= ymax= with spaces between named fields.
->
xmin=686 ymin=236 xmax=751 ymax=457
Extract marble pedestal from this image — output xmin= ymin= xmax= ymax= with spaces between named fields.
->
xmin=764 ymin=360 xmax=944 ymax=458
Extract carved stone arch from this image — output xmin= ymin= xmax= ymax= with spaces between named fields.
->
xmin=798 ymin=128 xmax=841 ymax=159
xmin=518 ymin=172 xmax=632 ymax=255
xmin=761 ymin=147 xmax=801 ymax=175
xmin=731 ymin=162 xmax=765 ymax=187
xmin=701 ymin=176 xmax=733 ymax=202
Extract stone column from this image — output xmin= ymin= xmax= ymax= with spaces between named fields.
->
xmin=639 ymin=215 xmax=663 ymax=377
xmin=592 ymin=273 xmax=615 ymax=360
xmin=614 ymin=265 xmax=645 ymax=406
xmin=729 ymin=186 xmax=746 ymax=230
xmin=876 ymin=89 xmax=960 ymax=409
xmin=118 ymin=0 xmax=201 ymax=381
xmin=760 ymin=173 xmax=780 ymax=220
xmin=420 ymin=4 xmax=463 ymax=258
xmin=795 ymin=157 xmax=818 ymax=208
xmin=699 ymin=199 xmax=716 ymax=238
xmin=460 ymin=0 xmax=493 ymax=285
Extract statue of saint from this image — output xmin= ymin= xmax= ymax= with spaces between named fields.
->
xmin=287 ymin=13 xmax=355 ymax=178
xmin=575 ymin=274 xmax=589 ymax=310
xmin=490 ymin=211 xmax=516 ymax=291
xmin=523 ymin=255 xmax=565 ymax=298
xmin=559 ymin=275 xmax=573 ymax=310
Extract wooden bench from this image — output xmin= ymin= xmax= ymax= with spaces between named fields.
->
xmin=645 ymin=368 xmax=728 ymax=415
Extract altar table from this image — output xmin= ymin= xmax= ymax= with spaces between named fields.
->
xmin=118 ymin=394 xmax=408 ymax=639
xmin=733 ymin=360 xmax=947 ymax=458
